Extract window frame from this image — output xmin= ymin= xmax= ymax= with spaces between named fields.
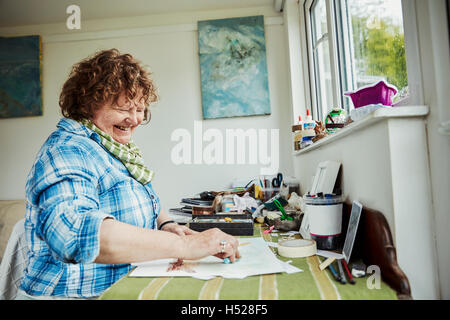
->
xmin=304 ymin=0 xmax=342 ymax=121
xmin=301 ymin=0 xmax=421 ymax=121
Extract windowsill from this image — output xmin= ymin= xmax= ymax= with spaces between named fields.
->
xmin=293 ymin=105 xmax=429 ymax=156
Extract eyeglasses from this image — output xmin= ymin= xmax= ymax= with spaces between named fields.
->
xmin=111 ymin=97 xmax=152 ymax=124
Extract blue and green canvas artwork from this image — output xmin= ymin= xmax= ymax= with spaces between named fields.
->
xmin=198 ymin=16 xmax=271 ymax=119
xmin=0 ymin=35 xmax=42 ymax=118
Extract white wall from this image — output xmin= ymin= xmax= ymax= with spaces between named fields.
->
xmin=293 ymin=121 xmax=394 ymax=226
xmin=413 ymin=0 xmax=450 ymax=300
xmin=0 ymin=7 xmax=294 ymax=212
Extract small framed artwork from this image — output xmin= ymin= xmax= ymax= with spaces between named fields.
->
xmin=310 ymin=161 xmax=341 ymax=195
xmin=0 ymin=35 xmax=43 ymax=119
xmin=197 ymin=16 xmax=271 ymax=119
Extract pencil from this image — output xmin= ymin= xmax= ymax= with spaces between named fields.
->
xmin=342 ymin=259 xmax=356 ymax=284
xmin=337 ymin=259 xmax=347 ymax=284
xmin=328 ymin=262 xmax=341 ymax=283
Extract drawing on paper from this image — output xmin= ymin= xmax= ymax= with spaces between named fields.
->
xmin=165 ymin=242 xmax=252 ymax=274
xmin=167 ymin=258 xmax=198 ymax=273
xmin=130 ymin=238 xmax=295 ymax=280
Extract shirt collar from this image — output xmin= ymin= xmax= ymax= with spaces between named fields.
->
xmin=57 ymin=117 xmax=95 ymax=138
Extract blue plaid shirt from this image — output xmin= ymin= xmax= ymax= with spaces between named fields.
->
xmin=19 ymin=118 xmax=161 ymax=297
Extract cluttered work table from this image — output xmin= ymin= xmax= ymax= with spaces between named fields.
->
xmin=99 ymin=224 xmax=399 ymax=300
xmin=100 ymin=170 xmax=411 ymax=300
xmin=98 ymin=81 xmax=417 ymax=301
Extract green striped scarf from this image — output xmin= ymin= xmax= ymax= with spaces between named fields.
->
xmin=80 ymin=119 xmax=154 ymax=185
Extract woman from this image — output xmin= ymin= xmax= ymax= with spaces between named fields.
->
xmin=17 ymin=49 xmax=240 ymax=299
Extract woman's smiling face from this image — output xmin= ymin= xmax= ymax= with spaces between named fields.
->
xmin=91 ymin=92 xmax=146 ymax=144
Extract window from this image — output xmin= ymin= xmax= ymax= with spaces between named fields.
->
xmin=310 ymin=0 xmax=334 ymax=119
xmin=304 ymin=0 xmax=408 ymax=121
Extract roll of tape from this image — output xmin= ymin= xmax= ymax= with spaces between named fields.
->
xmin=278 ymin=239 xmax=317 ymax=258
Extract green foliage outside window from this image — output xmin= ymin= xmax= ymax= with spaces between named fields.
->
xmin=351 ymin=15 xmax=408 ymax=100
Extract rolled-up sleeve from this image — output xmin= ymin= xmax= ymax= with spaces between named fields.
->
xmin=28 ymin=144 xmax=113 ymax=264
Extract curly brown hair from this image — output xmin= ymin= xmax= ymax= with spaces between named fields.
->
xmin=59 ymin=48 xmax=158 ymax=123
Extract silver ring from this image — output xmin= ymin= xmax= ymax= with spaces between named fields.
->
xmin=220 ymin=240 xmax=227 ymax=253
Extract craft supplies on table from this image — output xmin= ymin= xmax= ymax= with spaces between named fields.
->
xmin=277 ymin=239 xmax=317 ymax=258
xmin=188 ymin=213 xmax=254 ymax=236
xmin=314 ymin=199 xmax=363 ymax=271
xmin=285 ymin=180 xmax=300 ymax=196
xmin=192 ymin=205 xmax=214 ymax=215
xmin=351 ymin=262 xmax=367 ymax=278
xmin=221 ymin=194 xmax=235 ymax=212
xmin=303 ymin=194 xmax=344 ymax=250
xmin=271 ymin=173 xmax=283 ymax=188
xmin=175 ymin=197 xmax=215 ymax=216
xmin=260 ymin=187 xmax=281 ymax=202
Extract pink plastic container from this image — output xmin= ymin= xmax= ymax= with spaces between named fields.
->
xmin=344 ymin=81 xmax=398 ymax=108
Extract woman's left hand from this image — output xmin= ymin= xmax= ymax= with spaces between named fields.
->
xmin=161 ymin=222 xmax=198 ymax=237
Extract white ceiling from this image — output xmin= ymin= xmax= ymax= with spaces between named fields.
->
xmin=0 ymin=0 xmax=274 ymax=27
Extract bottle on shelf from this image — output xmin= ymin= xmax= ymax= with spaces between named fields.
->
xmin=302 ymin=109 xmax=316 ymax=142
xmin=292 ymin=115 xmax=303 ymax=151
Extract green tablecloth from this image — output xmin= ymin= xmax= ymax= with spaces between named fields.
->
xmin=99 ymin=225 xmax=397 ymax=300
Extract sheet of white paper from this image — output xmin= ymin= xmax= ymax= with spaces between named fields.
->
xmin=130 ymin=237 xmax=290 ymax=279
xmin=279 ymin=260 xmax=303 ymax=274
xmin=316 ymin=249 xmax=344 ymax=259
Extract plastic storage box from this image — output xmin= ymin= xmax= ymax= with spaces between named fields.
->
xmin=344 ymin=80 xmax=397 ymax=108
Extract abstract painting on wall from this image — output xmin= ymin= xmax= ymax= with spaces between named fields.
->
xmin=198 ymin=16 xmax=271 ymax=119
xmin=0 ymin=35 xmax=42 ymax=119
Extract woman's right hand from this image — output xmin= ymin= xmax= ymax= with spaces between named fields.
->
xmin=181 ymin=228 xmax=241 ymax=263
